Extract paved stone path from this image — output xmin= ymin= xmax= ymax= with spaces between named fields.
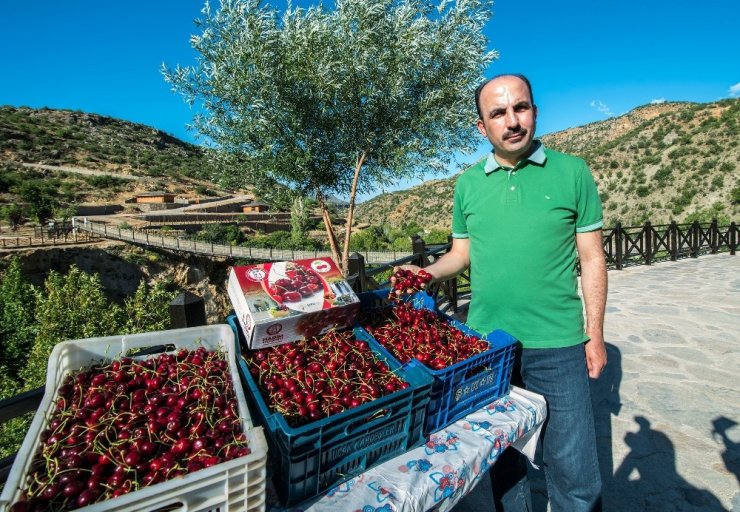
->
xmin=455 ymin=253 xmax=740 ymax=511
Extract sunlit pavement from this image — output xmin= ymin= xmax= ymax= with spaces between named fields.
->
xmin=455 ymin=253 xmax=740 ymax=512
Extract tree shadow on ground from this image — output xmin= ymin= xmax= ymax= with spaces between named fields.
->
xmin=711 ymin=416 xmax=740 ymax=488
xmin=612 ymin=416 xmax=728 ymax=511
xmin=590 ymin=344 xmax=728 ymax=511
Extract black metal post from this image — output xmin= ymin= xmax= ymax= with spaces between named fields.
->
xmin=347 ymin=252 xmax=366 ymax=293
xmin=710 ymin=218 xmax=718 ymax=254
xmin=615 ymin=222 xmax=623 ymax=270
xmin=169 ymin=292 xmax=207 ymax=329
xmin=731 ymin=222 xmax=737 ymax=255
xmin=411 ymin=235 xmax=426 ymax=268
xmin=644 ymin=221 xmax=653 ymax=265
xmin=670 ymin=221 xmax=678 ymax=261
xmin=691 ymin=221 xmax=700 ymax=258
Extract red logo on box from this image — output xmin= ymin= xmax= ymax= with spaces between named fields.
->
xmin=266 ymin=323 xmax=283 ymax=336
xmin=246 ymin=268 xmax=266 ymax=282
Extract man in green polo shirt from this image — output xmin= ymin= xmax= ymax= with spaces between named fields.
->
xmin=397 ymin=74 xmax=607 ymax=511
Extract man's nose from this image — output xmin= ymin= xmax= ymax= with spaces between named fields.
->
xmin=504 ymin=110 xmax=519 ymax=128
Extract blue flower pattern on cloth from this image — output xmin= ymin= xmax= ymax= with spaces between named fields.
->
xmin=367 ymin=481 xmax=398 ymax=504
xmin=429 ymin=462 xmax=471 ymax=503
xmin=279 ymin=391 xmax=546 ymax=512
xmin=467 ymin=419 xmax=493 ymax=432
xmin=357 ymin=504 xmax=394 ymax=512
xmin=325 ymin=477 xmax=357 ymax=497
xmin=399 ymin=458 xmax=433 ymax=473
xmin=423 ymin=431 xmax=460 ymax=455
xmin=484 ymin=397 xmax=516 ymax=415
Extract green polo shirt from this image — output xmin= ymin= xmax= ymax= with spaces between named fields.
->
xmin=452 ymin=141 xmax=603 ymax=348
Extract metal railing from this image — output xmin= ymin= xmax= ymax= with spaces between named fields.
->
xmin=602 ymin=220 xmax=737 ymax=269
xmin=73 ymin=219 xmax=414 ymax=264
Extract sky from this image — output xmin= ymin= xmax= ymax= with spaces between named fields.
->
xmin=2 ymin=0 xmax=739 ymax=197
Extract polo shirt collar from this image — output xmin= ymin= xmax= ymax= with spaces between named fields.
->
xmin=484 ymin=140 xmax=547 ymax=174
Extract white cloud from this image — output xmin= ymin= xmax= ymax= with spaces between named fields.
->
xmin=590 ymin=100 xmax=613 ymax=117
xmin=729 ymin=82 xmax=740 ymax=97
xmin=650 ymin=98 xmax=666 ymax=104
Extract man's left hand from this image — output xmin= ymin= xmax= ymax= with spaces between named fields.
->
xmin=584 ymin=333 xmax=607 ymax=379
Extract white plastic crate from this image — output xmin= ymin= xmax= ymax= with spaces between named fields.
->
xmin=0 ymin=325 xmax=268 ymax=512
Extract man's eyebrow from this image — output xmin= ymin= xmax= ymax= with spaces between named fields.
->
xmin=514 ymin=101 xmax=532 ymax=109
xmin=487 ymin=107 xmax=506 ymax=117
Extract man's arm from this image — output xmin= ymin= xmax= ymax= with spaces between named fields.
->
xmin=396 ymin=237 xmax=471 ymax=282
xmin=576 ymin=230 xmax=608 ymax=378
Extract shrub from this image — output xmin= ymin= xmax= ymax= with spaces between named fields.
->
xmin=0 ymin=259 xmax=37 ymax=377
xmin=653 ymin=166 xmax=673 ymax=185
xmin=21 ymin=267 xmax=121 ymax=389
xmin=719 ymin=161 xmax=735 ymax=173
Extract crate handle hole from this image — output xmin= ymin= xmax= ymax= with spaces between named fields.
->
xmin=345 ymin=408 xmax=390 ymax=434
xmin=148 ymin=501 xmax=185 ymax=512
xmin=125 ymin=344 xmax=177 ymax=357
xmin=465 ymin=365 xmax=493 ymax=379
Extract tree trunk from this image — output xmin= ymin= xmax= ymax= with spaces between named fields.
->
xmin=316 ymin=190 xmax=342 ymax=270
xmin=341 ymin=151 xmax=367 ymax=274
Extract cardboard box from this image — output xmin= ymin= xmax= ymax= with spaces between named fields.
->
xmin=228 ymin=257 xmax=360 ymax=349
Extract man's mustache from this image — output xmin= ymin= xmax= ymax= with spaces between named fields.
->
xmin=504 ymin=128 xmax=527 ymax=139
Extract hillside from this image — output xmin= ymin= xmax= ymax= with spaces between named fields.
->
xmin=0 ymin=106 xmax=238 ymax=212
xmin=356 ymin=99 xmax=740 ymax=229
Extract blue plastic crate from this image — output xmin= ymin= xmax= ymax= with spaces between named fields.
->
xmin=229 ymin=315 xmax=432 ymax=506
xmin=357 ymin=290 xmax=517 ymax=434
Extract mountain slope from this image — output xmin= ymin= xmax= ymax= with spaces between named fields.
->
xmin=0 ymin=106 xmax=216 ymax=179
xmin=356 ymin=99 xmax=740 ymax=229
xmin=0 ymin=106 xmax=243 ymax=213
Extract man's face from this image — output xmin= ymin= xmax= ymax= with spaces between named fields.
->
xmin=476 ymin=76 xmax=537 ymax=166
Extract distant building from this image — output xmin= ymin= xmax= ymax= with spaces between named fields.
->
xmin=242 ymin=200 xmax=270 ymax=213
xmin=133 ymin=191 xmax=176 ymax=204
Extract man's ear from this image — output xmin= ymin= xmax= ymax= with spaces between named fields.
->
xmin=476 ymin=118 xmax=487 ymax=137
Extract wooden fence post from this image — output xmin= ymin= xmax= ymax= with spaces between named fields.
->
xmin=691 ymin=221 xmax=700 ymax=258
xmin=411 ymin=235 xmax=426 ymax=268
xmin=615 ymin=222 xmax=623 ymax=270
xmin=644 ymin=221 xmax=653 ymax=265
xmin=670 ymin=221 xmax=678 ymax=261
xmin=347 ymin=252 xmax=366 ymax=293
xmin=710 ymin=218 xmax=718 ymax=254
xmin=731 ymin=222 xmax=737 ymax=255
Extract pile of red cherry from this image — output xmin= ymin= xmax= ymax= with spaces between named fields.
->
xmin=389 ymin=268 xmax=432 ymax=300
xmin=244 ymin=330 xmax=408 ymax=426
xmin=11 ymin=347 xmax=250 ymax=512
xmin=364 ymin=303 xmax=490 ymax=370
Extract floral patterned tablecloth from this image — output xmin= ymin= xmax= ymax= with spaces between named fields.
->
xmin=272 ymin=386 xmax=546 ymax=512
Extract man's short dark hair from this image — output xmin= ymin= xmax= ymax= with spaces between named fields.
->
xmin=475 ymin=74 xmax=535 ymax=120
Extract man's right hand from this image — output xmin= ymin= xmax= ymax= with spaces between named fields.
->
xmin=390 ymin=266 xmax=433 ymax=296
xmin=390 ymin=265 xmax=423 ymax=285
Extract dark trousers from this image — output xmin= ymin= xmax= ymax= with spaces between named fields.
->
xmin=491 ymin=344 xmax=602 ymax=512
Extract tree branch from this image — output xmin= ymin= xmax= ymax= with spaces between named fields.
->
xmin=316 ymin=188 xmax=342 ymax=270
xmin=341 ymin=150 xmax=368 ymax=273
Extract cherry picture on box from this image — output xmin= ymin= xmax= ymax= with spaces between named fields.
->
xmin=262 ymin=261 xmax=330 ymax=312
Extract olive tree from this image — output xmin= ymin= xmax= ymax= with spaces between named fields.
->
xmin=164 ymin=0 xmax=495 ymax=273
